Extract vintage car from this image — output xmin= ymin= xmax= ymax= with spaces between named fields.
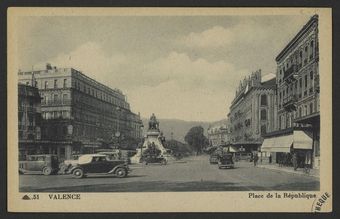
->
xmin=58 ymin=154 xmax=82 ymax=174
xmin=141 ymin=154 xmax=167 ymax=165
xmin=19 ymin=154 xmax=59 ymax=175
xmin=217 ymin=153 xmax=234 ymax=169
xmin=68 ymin=154 xmax=130 ymax=179
xmin=209 ymin=153 xmax=219 ymax=164
xmin=98 ymin=151 xmax=131 ymax=164
xmin=235 ymin=152 xmax=253 ymax=162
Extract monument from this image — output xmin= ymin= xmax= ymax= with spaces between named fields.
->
xmin=131 ymin=113 xmax=173 ymax=163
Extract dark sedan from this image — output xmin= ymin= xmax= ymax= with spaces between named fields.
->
xmin=68 ymin=154 xmax=130 ymax=179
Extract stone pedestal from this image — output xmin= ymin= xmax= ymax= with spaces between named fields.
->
xmin=131 ymin=113 xmax=174 ymax=163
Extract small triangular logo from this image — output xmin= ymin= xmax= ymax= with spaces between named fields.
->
xmin=22 ymin=195 xmax=31 ymax=200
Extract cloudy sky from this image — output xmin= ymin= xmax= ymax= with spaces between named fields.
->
xmin=16 ymin=15 xmax=311 ymax=122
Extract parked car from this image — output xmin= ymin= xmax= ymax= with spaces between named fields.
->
xmin=235 ymin=152 xmax=253 ymax=162
xmin=68 ymin=154 xmax=130 ymax=179
xmin=59 ymin=154 xmax=82 ymax=174
xmin=19 ymin=154 xmax=59 ymax=175
xmin=209 ymin=153 xmax=219 ymax=164
xmin=218 ymin=153 xmax=234 ymax=169
xmin=141 ymin=155 xmax=167 ymax=165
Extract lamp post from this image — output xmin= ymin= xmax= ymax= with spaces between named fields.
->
xmin=115 ymin=107 xmax=121 ymax=148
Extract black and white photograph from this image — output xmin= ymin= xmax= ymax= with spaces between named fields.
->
xmin=7 ymin=7 xmax=332 ymax=212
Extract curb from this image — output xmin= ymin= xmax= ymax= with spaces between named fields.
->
xmin=257 ymin=165 xmax=320 ymax=179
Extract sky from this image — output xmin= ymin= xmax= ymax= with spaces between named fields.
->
xmin=16 ymin=15 xmax=311 ymax=122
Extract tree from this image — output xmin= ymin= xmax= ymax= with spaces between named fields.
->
xmin=184 ymin=126 xmax=208 ymax=155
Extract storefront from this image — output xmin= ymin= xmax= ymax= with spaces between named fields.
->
xmin=261 ymin=129 xmax=314 ymax=168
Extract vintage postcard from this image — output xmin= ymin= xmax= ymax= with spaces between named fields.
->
xmin=7 ymin=7 xmax=332 ymax=212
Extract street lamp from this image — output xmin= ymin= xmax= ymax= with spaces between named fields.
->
xmin=114 ymin=107 xmax=121 ymax=149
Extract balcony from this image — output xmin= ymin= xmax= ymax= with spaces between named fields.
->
xmin=283 ymin=65 xmax=298 ymax=83
xmin=283 ymin=94 xmax=298 ymax=112
xmin=41 ymin=99 xmax=72 ymax=106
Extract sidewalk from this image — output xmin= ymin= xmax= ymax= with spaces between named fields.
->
xmin=256 ymin=163 xmax=320 ymax=178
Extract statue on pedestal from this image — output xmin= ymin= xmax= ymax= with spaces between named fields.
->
xmin=148 ymin=113 xmax=159 ymax=131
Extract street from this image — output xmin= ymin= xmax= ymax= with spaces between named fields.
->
xmin=19 ymin=155 xmax=319 ymax=192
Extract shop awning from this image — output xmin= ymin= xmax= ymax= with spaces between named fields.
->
xmin=224 ymin=146 xmax=239 ymax=153
xmin=260 ymin=138 xmax=275 ymax=152
xmin=261 ymin=134 xmax=293 ymax=153
xmin=293 ymin=130 xmax=313 ymax=150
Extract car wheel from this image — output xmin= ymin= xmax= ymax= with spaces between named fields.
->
xmin=115 ymin=167 xmax=127 ymax=178
xmin=161 ymin=159 xmax=167 ymax=165
xmin=73 ymin=168 xmax=84 ymax=179
xmin=43 ymin=167 xmax=52 ymax=176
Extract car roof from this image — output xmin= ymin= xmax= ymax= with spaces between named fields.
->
xmin=80 ymin=154 xmax=107 ymax=158
xmin=78 ymin=154 xmax=108 ymax=164
xmin=27 ymin=154 xmax=55 ymax=157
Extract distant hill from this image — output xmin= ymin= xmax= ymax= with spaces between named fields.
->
xmin=141 ymin=118 xmax=225 ymax=143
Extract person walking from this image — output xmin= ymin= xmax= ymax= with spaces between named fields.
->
xmin=253 ymin=153 xmax=259 ymax=167
xmin=304 ymin=151 xmax=312 ymax=174
xmin=292 ymin=152 xmax=298 ymax=171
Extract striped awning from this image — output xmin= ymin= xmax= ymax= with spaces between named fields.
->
xmin=261 ymin=134 xmax=293 ymax=153
xmin=293 ymin=130 xmax=313 ymax=150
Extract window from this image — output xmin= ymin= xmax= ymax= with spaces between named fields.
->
xmin=310 ymin=102 xmax=314 ymax=114
xmin=53 ymin=94 xmax=59 ymax=103
xmin=260 ymin=109 xmax=267 ymax=121
xmin=63 ymin=79 xmax=67 ymax=88
xmin=261 ymin=125 xmax=267 ymax=135
xmin=299 ymin=107 xmax=302 ymax=117
xmin=310 ymin=71 xmax=313 ymax=80
xmin=305 ymin=105 xmax=308 ymax=115
xmin=310 ymin=41 xmax=314 ymax=58
xmin=299 ymin=78 xmax=302 ymax=88
xmin=54 ymin=79 xmax=58 ymax=88
xmin=279 ymin=116 xmax=282 ymax=130
xmin=260 ymin=95 xmax=267 ymax=106
xmin=305 ymin=75 xmax=308 ymax=88
xmin=62 ymin=94 xmax=68 ymax=104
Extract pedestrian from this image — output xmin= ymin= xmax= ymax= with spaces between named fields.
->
xmin=292 ymin=152 xmax=298 ymax=171
xmin=253 ymin=153 xmax=259 ymax=167
xmin=304 ymin=151 xmax=312 ymax=173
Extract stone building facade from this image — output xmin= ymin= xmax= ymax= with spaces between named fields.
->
xmin=228 ymin=70 xmax=276 ymax=152
xmin=261 ymin=15 xmax=320 ymax=169
xmin=18 ymin=65 xmax=143 ymax=160
xmin=18 ymin=84 xmax=42 ymax=160
xmin=207 ymin=124 xmax=229 ymax=147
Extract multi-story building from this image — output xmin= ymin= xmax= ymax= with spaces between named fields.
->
xmin=261 ymin=15 xmax=320 ymax=169
xmin=18 ymin=64 xmax=143 ymax=160
xmin=18 ymin=84 xmax=42 ymax=160
xmin=207 ymin=123 xmax=229 ymax=147
xmin=228 ymin=70 xmax=276 ymax=153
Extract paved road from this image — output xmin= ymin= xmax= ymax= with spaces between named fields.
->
xmin=19 ymin=155 xmax=319 ymax=192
